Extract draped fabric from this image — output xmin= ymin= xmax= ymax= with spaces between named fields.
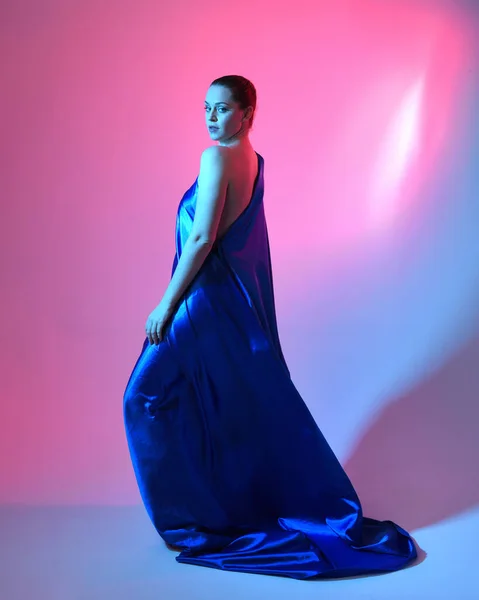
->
xmin=123 ymin=152 xmax=417 ymax=579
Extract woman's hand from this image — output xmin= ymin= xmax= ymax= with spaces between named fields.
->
xmin=145 ymin=300 xmax=174 ymax=345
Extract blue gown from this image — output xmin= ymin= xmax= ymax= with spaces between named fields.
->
xmin=123 ymin=152 xmax=417 ymax=579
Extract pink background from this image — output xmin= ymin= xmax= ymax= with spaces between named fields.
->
xmin=1 ymin=0 xmax=478 ymax=520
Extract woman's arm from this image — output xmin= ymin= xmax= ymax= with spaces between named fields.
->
xmin=145 ymin=145 xmax=229 ymax=343
xmin=160 ymin=145 xmax=229 ymax=311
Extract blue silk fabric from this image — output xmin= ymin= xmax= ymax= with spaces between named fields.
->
xmin=123 ymin=152 xmax=417 ymax=579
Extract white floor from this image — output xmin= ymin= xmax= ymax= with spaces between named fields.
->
xmin=1 ymin=504 xmax=477 ymax=600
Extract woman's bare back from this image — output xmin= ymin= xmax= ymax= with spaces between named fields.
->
xmin=216 ymin=147 xmax=259 ymax=241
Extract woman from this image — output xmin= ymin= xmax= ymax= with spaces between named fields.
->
xmin=123 ymin=75 xmax=417 ymax=580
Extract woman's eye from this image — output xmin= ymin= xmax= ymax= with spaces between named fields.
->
xmin=204 ymin=107 xmax=227 ymax=113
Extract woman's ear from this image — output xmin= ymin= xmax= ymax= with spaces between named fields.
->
xmin=243 ymin=106 xmax=253 ymax=122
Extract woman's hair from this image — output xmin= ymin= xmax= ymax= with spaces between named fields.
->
xmin=210 ymin=75 xmax=257 ymax=130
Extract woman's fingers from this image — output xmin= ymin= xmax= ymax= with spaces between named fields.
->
xmin=146 ymin=326 xmax=154 ymax=345
xmin=145 ymin=319 xmax=166 ymax=345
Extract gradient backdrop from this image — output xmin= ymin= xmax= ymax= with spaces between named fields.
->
xmin=1 ymin=0 xmax=479 ymax=539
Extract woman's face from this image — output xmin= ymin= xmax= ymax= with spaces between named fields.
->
xmin=204 ymin=85 xmax=249 ymax=142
